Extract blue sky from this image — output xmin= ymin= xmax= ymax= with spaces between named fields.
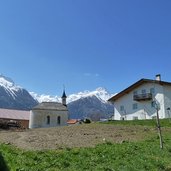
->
xmin=0 ymin=0 xmax=171 ymax=96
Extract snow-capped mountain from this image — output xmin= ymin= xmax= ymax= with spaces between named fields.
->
xmin=0 ymin=75 xmax=38 ymax=110
xmin=67 ymin=87 xmax=113 ymax=103
xmin=30 ymin=92 xmax=60 ymax=103
xmin=67 ymin=95 xmax=114 ymax=120
xmin=30 ymin=87 xmax=114 ymax=120
xmin=0 ymin=75 xmax=21 ymax=99
xmin=0 ymin=74 xmax=114 ymax=120
xmin=30 ymin=87 xmax=113 ymax=104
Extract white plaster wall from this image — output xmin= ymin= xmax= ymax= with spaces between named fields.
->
xmin=113 ymin=83 xmax=165 ymax=120
xmin=29 ymin=110 xmax=68 ymax=128
xmin=29 ymin=111 xmax=35 ymax=128
xmin=163 ymin=85 xmax=171 ymax=118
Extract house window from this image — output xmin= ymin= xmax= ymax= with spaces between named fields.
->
xmin=152 ymin=116 xmax=157 ymax=119
xmin=47 ymin=116 xmax=50 ymax=125
xmin=57 ymin=116 xmax=61 ymax=125
xmin=132 ymin=103 xmax=138 ymax=110
xmin=133 ymin=91 xmax=138 ymax=96
xmin=150 ymin=88 xmax=155 ymax=95
xmin=142 ymin=89 xmax=146 ymax=94
xmin=120 ymin=117 xmax=125 ymax=120
xmin=151 ymin=101 xmax=155 ymax=108
xmin=133 ymin=116 xmax=138 ymax=120
xmin=120 ymin=105 xmax=124 ymax=112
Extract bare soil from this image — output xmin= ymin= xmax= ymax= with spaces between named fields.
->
xmin=0 ymin=123 xmax=156 ymax=151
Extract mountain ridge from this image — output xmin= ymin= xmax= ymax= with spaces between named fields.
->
xmin=0 ymin=75 xmax=38 ymax=110
xmin=30 ymin=87 xmax=114 ymax=104
xmin=67 ymin=95 xmax=113 ymax=120
xmin=30 ymin=87 xmax=114 ymax=120
xmin=0 ymin=75 xmax=114 ymax=120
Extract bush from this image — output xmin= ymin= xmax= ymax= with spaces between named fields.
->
xmin=84 ymin=118 xmax=91 ymax=123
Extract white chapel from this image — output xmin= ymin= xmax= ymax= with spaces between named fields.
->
xmin=29 ymin=90 xmax=68 ymax=128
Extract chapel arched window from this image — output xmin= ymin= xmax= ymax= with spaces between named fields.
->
xmin=57 ymin=116 xmax=61 ymax=125
xmin=47 ymin=116 xmax=50 ymax=124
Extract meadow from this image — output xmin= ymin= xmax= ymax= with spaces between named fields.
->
xmin=0 ymin=119 xmax=171 ymax=171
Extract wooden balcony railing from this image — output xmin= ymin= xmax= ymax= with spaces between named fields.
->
xmin=133 ymin=93 xmax=152 ymax=101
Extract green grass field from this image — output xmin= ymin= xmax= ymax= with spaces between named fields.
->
xmin=0 ymin=119 xmax=171 ymax=171
xmin=105 ymin=118 xmax=171 ymax=127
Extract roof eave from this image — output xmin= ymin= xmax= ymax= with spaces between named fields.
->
xmin=32 ymin=108 xmax=68 ymax=111
xmin=108 ymin=78 xmax=171 ymax=102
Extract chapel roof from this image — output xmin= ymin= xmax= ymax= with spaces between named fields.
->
xmin=32 ymin=102 xmax=67 ymax=111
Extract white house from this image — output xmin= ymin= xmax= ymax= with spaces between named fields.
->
xmin=29 ymin=90 xmax=68 ymax=128
xmin=108 ymin=75 xmax=171 ymax=120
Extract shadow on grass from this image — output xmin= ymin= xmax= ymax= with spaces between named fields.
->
xmin=0 ymin=152 xmax=9 ymax=171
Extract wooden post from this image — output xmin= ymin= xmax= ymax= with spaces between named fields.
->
xmin=156 ymin=106 xmax=163 ymax=149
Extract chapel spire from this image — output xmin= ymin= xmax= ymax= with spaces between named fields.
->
xmin=61 ymin=87 xmax=67 ymax=106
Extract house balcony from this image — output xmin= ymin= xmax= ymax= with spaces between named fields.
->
xmin=133 ymin=93 xmax=152 ymax=101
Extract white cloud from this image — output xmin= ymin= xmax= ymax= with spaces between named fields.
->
xmin=84 ymin=73 xmax=100 ymax=77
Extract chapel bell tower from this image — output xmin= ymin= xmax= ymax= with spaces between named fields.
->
xmin=61 ymin=89 xmax=67 ymax=106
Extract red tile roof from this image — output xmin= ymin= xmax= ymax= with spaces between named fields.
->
xmin=67 ymin=119 xmax=78 ymax=124
xmin=0 ymin=108 xmax=30 ymax=120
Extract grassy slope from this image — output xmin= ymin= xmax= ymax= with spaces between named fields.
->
xmin=0 ymin=119 xmax=171 ymax=171
xmin=105 ymin=118 xmax=171 ymax=127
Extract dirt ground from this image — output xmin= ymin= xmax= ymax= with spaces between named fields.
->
xmin=0 ymin=123 xmax=156 ymax=151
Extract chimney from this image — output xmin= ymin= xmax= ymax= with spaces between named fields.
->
xmin=156 ymin=74 xmax=161 ymax=81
